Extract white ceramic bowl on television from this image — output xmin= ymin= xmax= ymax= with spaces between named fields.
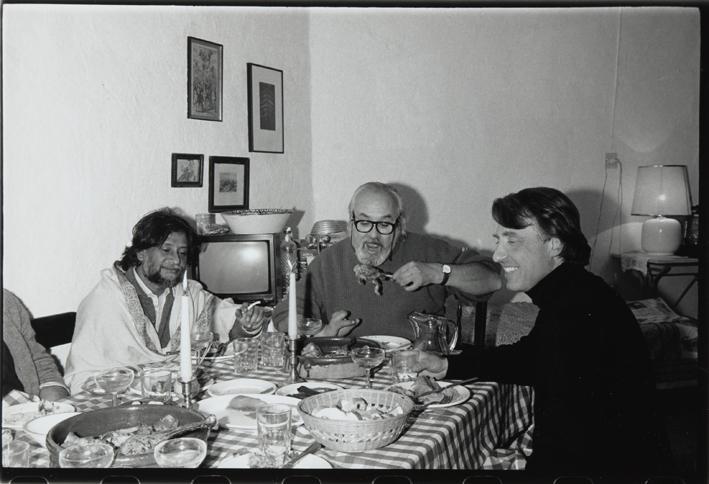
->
xmin=220 ymin=209 xmax=293 ymax=235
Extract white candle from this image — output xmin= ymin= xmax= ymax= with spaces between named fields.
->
xmin=180 ymin=271 xmax=192 ymax=382
xmin=287 ymin=272 xmax=297 ymax=340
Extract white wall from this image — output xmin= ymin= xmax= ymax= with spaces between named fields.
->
xmin=3 ymin=5 xmax=313 ymax=316
xmin=3 ymin=6 xmax=700 ymax=317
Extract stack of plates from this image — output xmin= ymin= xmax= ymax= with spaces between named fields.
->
xmin=311 ymin=220 xmax=348 ymax=236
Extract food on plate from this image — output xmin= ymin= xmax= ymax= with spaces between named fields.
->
xmin=226 ymin=395 xmax=269 ymax=416
xmin=3 ymin=400 xmax=71 ymax=428
xmin=286 ymin=385 xmax=337 ymax=399
xmin=301 ymin=342 xmax=349 ymax=359
xmin=353 ymin=264 xmax=392 ymax=296
xmin=311 ymin=397 xmax=403 ymax=421
xmin=389 ymin=375 xmax=456 ymax=405
xmin=62 ymin=413 xmax=181 ymax=457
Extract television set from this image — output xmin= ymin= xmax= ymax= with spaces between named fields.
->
xmin=194 ymin=233 xmax=283 ymax=304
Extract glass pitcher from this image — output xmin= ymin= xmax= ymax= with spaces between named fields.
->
xmin=408 ymin=312 xmax=459 ymax=355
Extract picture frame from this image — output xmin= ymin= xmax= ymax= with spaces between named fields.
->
xmin=187 ymin=37 xmax=223 ymax=121
xmin=171 ymin=153 xmax=204 ymax=187
xmin=208 ymin=156 xmax=250 ymax=212
xmin=247 ymin=63 xmax=284 ymax=153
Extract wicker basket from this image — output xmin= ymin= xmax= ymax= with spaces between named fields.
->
xmin=297 ymin=389 xmax=414 ymax=452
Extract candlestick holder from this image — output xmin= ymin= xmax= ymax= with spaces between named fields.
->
xmin=179 ymin=378 xmax=199 ymax=409
xmin=288 ymin=336 xmax=303 ymax=383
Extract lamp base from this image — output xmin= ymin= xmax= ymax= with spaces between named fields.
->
xmin=641 ymin=216 xmax=681 ymax=255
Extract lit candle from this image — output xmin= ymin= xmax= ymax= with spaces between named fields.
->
xmin=180 ymin=271 xmax=192 ymax=382
xmin=287 ymin=271 xmax=297 ymax=340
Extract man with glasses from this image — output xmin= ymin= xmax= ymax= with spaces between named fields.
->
xmin=273 ymin=181 xmax=501 ymax=338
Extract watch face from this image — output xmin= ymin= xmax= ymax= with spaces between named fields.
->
xmin=442 ymin=264 xmax=451 ymax=274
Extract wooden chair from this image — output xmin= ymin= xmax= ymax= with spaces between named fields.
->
xmin=30 ymin=311 xmax=76 ymax=374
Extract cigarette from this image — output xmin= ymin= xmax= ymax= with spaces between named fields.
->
xmin=245 ymin=301 xmax=260 ymax=311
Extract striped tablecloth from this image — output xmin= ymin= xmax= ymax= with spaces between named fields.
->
xmin=3 ymin=358 xmax=534 ymax=470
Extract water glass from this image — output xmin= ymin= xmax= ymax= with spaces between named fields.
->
xmin=232 ymin=337 xmax=259 ymax=374
xmin=58 ymin=442 xmax=114 ymax=468
xmin=392 ymin=350 xmax=419 ymax=383
xmin=260 ymin=332 xmax=286 ymax=368
xmin=195 ymin=213 xmax=215 ymax=235
xmin=153 ymin=437 xmax=207 ymax=468
xmin=141 ymin=368 xmax=174 ymax=401
xmin=3 ymin=440 xmax=30 ymax=467
xmin=256 ymin=404 xmax=292 ymax=467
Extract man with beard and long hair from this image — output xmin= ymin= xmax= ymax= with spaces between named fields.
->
xmin=64 ymin=208 xmax=266 ymax=393
xmin=273 ymin=182 xmax=502 ymax=338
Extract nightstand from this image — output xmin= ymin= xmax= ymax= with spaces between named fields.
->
xmin=618 ymin=251 xmax=699 ymax=310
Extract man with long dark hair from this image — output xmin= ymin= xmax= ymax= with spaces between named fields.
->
xmin=65 ymin=208 xmax=264 ymax=393
xmin=417 ymin=187 xmax=669 ymax=475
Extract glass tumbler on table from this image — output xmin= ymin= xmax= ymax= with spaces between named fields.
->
xmin=153 ymin=437 xmax=207 ymax=468
xmin=256 ymin=404 xmax=292 ymax=467
xmin=351 ymin=345 xmax=386 ymax=388
xmin=260 ymin=332 xmax=286 ymax=368
xmin=94 ymin=366 xmax=135 ymax=406
xmin=3 ymin=440 xmax=30 ymax=467
xmin=391 ymin=350 xmax=419 ymax=383
xmin=141 ymin=367 xmax=174 ymax=402
xmin=59 ymin=442 xmax=114 ymax=468
xmin=232 ymin=337 xmax=259 ymax=374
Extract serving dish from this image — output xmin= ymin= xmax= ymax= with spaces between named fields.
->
xmin=220 ymin=209 xmax=293 ymax=234
xmin=206 ymin=378 xmax=276 ymax=397
xmin=297 ymin=337 xmax=382 ymax=379
xmin=360 ymin=335 xmax=412 ymax=353
xmin=3 ymin=401 xmax=76 ymax=430
xmin=387 ymin=380 xmax=470 ymax=408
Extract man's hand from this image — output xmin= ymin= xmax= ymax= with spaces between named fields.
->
xmin=316 ymin=310 xmax=361 ymax=337
xmin=232 ymin=304 xmax=268 ymax=337
xmin=392 ymin=262 xmax=443 ymax=292
xmin=39 ymin=386 xmax=70 ymax=402
xmin=410 ymin=349 xmax=448 ymax=378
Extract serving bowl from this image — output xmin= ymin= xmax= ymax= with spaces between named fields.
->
xmin=220 ymin=209 xmax=293 ymax=235
xmin=46 ymin=405 xmax=210 ymax=467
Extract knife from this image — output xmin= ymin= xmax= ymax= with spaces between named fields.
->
xmin=282 ymin=441 xmax=322 ymax=468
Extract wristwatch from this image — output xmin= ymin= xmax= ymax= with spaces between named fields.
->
xmin=440 ymin=264 xmax=452 ymax=286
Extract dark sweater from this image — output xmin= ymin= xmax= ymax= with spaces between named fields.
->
xmin=447 ymin=262 xmax=669 ymax=475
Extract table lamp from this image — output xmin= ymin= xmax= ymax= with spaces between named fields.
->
xmin=631 ymin=164 xmax=691 ymax=255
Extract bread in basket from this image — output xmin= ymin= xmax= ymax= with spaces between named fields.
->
xmin=297 ymin=389 xmax=414 ymax=452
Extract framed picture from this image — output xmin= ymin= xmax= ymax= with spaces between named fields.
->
xmin=208 ymin=156 xmax=250 ymax=212
xmin=187 ymin=37 xmax=223 ymax=121
xmin=171 ymin=153 xmax=204 ymax=187
xmin=247 ymin=63 xmax=284 ymax=153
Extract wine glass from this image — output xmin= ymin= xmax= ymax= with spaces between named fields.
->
xmin=297 ymin=317 xmax=323 ymax=337
xmin=94 ymin=367 xmax=135 ymax=407
xmin=59 ymin=442 xmax=114 ymax=468
xmin=153 ymin=437 xmax=207 ymax=468
xmin=191 ymin=326 xmax=214 ymax=367
xmin=351 ymin=345 xmax=386 ymax=389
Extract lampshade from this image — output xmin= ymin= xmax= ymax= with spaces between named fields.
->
xmin=631 ymin=164 xmax=691 ymax=255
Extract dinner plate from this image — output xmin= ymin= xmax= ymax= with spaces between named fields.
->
xmin=275 ymin=381 xmax=343 ymax=399
xmin=197 ymin=394 xmax=303 ymax=430
xmin=387 ymin=381 xmax=470 ymax=408
xmin=360 ymin=335 xmax=412 ymax=352
xmin=206 ymin=378 xmax=276 ymax=397
xmin=216 ymin=452 xmax=331 ymax=469
xmin=2 ymin=401 xmax=76 ymax=430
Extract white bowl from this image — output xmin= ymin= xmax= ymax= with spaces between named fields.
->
xmin=24 ymin=412 xmax=81 ymax=447
xmin=220 ymin=209 xmax=292 ymax=234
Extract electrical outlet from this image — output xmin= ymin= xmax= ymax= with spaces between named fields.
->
xmin=605 ymin=152 xmax=620 ymax=168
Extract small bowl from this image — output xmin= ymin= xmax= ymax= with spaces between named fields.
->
xmin=23 ymin=412 xmax=81 ymax=447
xmin=220 ymin=209 xmax=292 ymax=234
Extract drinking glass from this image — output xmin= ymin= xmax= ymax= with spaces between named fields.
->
xmin=256 ymin=404 xmax=292 ymax=467
xmin=297 ymin=317 xmax=323 ymax=337
xmin=260 ymin=332 xmax=286 ymax=368
xmin=232 ymin=337 xmax=258 ymax=374
xmin=153 ymin=437 xmax=207 ymax=468
xmin=141 ymin=368 xmax=174 ymax=402
xmin=191 ymin=326 xmax=214 ymax=365
xmin=392 ymin=350 xmax=419 ymax=383
xmin=351 ymin=345 xmax=386 ymax=388
xmin=3 ymin=440 xmax=30 ymax=467
xmin=59 ymin=442 xmax=114 ymax=468
xmin=94 ymin=367 xmax=135 ymax=406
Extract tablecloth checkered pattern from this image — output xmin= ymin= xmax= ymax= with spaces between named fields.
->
xmin=3 ymin=358 xmax=534 ymax=470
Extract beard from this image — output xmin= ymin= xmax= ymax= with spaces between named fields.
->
xmin=145 ymin=267 xmax=182 ymax=288
xmin=354 ymin=240 xmax=391 ymax=267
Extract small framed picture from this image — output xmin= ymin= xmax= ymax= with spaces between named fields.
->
xmin=188 ymin=37 xmax=223 ymax=121
xmin=171 ymin=153 xmax=204 ymax=187
xmin=208 ymin=156 xmax=250 ymax=212
xmin=247 ymin=63 xmax=284 ymax=153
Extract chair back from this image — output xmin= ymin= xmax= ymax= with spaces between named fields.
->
xmin=30 ymin=312 xmax=76 ymax=349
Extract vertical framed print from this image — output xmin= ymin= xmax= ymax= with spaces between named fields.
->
xmin=208 ymin=156 xmax=250 ymax=212
xmin=247 ymin=63 xmax=284 ymax=153
xmin=188 ymin=37 xmax=223 ymax=121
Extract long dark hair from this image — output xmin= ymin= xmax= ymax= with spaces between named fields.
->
xmin=492 ymin=187 xmax=591 ymax=265
xmin=119 ymin=208 xmax=198 ymax=270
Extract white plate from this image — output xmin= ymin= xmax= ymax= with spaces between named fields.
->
xmin=2 ymin=401 xmax=76 ymax=430
xmin=275 ymin=381 xmax=343 ymax=399
xmin=361 ymin=335 xmax=412 ymax=352
xmin=387 ymin=381 xmax=470 ymax=408
xmin=23 ymin=412 xmax=81 ymax=447
xmin=197 ymin=394 xmax=303 ymax=430
xmin=217 ymin=452 xmax=331 ymax=469
xmin=206 ymin=378 xmax=276 ymax=397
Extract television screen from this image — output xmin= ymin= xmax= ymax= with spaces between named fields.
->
xmin=196 ymin=234 xmax=281 ymax=303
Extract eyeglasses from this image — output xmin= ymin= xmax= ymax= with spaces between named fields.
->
xmin=351 ymin=217 xmax=398 ymax=235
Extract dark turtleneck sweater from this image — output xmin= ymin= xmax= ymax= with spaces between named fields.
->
xmin=447 ymin=262 xmax=669 ymax=475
